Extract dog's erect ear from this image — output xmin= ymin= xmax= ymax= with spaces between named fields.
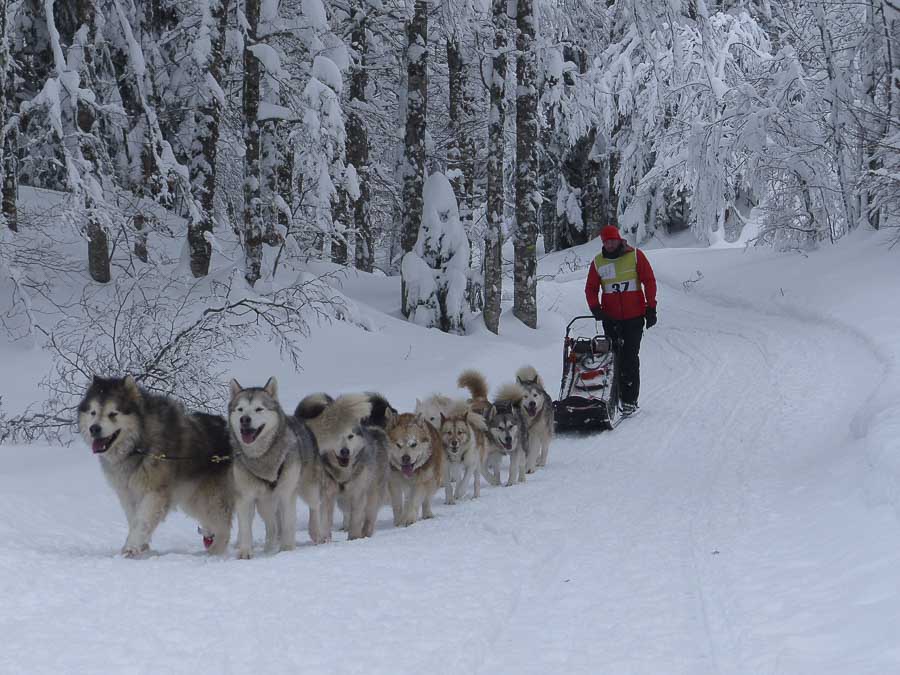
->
xmin=123 ymin=375 xmax=141 ymax=400
xmin=486 ymin=404 xmax=496 ymax=422
xmin=229 ymin=379 xmax=242 ymax=399
xmin=439 ymin=412 xmax=447 ymax=426
xmin=263 ymin=376 xmax=278 ymax=400
xmin=384 ymin=405 xmax=396 ymax=426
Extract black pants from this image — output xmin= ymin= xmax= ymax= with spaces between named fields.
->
xmin=603 ymin=317 xmax=644 ymax=406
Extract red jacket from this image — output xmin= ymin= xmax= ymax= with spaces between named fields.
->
xmin=584 ymin=246 xmax=657 ymax=320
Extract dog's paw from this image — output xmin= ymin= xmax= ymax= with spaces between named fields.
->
xmin=121 ymin=544 xmax=148 ymax=558
xmin=237 ymin=549 xmax=253 ymax=560
xmin=280 ymin=542 xmax=296 ymax=553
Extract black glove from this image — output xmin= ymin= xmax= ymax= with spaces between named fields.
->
xmin=590 ymin=306 xmax=608 ymax=322
xmin=645 ymin=306 xmax=657 ymax=329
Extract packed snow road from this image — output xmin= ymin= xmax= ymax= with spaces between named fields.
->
xmin=1 ymin=251 xmax=896 ymax=674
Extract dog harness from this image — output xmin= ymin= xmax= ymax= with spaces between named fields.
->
xmin=235 ymin=444 xmax=290 ymax=489
xmin=322 ymin=454 xmax=366 ymax=491
xmin=133 ymin=446 xmax=232 ymax=464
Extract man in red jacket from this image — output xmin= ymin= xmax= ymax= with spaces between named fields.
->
xmin=584 ymin=225 xmax=657 ymax=415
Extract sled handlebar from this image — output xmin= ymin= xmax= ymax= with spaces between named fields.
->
xmin=566 ymin=315 xmax=603 ymax=334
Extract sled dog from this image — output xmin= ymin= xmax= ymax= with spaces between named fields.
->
xmin=385 ymin=412 xmax=445 ymax=526
xmin=78 ymin=376 xmax=233 ymax=557
xmin=297 ymin=392 xmax=394 ymax=532
xmin=228 ymin=378 xmax=325 ymax=557
xmin=303 ymin=394 xmax=389 ymax=540
xmin=516 ymin=365 xmax=554 ymax=472
xmin=438 ymin=400 xmax=489 ymax=504
xmin=483 ymin=383 xmax=529 ymax=487
xmin=415 ymin=393 xmax=453 ymax=432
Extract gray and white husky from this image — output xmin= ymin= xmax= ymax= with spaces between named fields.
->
xmin=516 ymin=365 xmax=555 ymax=473
xmin=483 ymin=383 xmax=529 ymax=487
xmin=303 ymin=394 xmax=389 ymax=540
xmin=228 ymin=378 xmax=325 ymax=558
xmin=78 ymin=375 xmax=234 ymax=557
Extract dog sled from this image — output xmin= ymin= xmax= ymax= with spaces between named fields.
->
xmin=553 ymin=316 xmax=622 ymax=431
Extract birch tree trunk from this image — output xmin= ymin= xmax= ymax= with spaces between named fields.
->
xmin=483 ymin=0 xmax=507 ymax=335
xmin=513 ymin=0 xmax=538 ymax=328
xmin=400 ymin=0 xmax=427 ymax=316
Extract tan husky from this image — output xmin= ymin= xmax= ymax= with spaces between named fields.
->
xmin=438 ymin=400 xmax=489 ymax=504
xmin=385 ymin=413 xmax=445 ymax=527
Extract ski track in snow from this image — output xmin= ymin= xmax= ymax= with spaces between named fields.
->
xmin=1 ymin=265 xmax=897 ymax=674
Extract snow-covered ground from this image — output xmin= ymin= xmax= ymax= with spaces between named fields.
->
xmin=2 ymin=230 xmax=899 ymax=674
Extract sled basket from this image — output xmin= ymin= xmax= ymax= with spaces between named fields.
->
xmin=553 ymin=316 xmax=621 ymax=431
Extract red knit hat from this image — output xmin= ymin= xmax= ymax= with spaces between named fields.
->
xmin=600 ymin=225 xmax=622 ymax=241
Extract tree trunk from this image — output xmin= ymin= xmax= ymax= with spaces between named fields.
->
xmin=71 ymin=0 xmax=110 ymax=283
xmin=342 ymin=0 xmax=371 ymax=270
xmin=447 ymin=36 xmax=475 ymax=235
xmin=513 ymin=0 xmax=538 ymax=329
xmin=400 ymin=0 xmax=428 ymax=316
xmin=448 ymin=34 xmax=481 ymax=311
xmin=483 ymin=0 xmax=507 ymax=335
xmin=242 ymin=0 xmax=263 ymax=286
xmin=0 ymin=0 xmax=17 ymax=232
xmin=188 ymin=0 xmax=228 ymax=277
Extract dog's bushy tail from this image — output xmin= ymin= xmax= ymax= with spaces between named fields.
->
xmin=364 ymin=392 xmax=396 ymax=429
xmin=458 ymin=370 xmax=489 ymax=402
xmin=304 ymin=394 xmax=372 ymax=438
xmin=515 ymin=365 xmax=544 ymax=389
xmin=494 ymin=383 xmax=525 ymax=406
xmin=294 ymin=392 xmax=334 ymax=420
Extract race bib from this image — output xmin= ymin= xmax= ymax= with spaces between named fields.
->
xmin=602 ymin=280 xmax=632 ymax=293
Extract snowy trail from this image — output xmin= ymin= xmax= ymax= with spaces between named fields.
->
xmin=2 ymin=259 xmax=898 ymax=674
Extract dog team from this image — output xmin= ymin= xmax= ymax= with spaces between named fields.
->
xmin=77 ymin=366 xmax=555 ymax=558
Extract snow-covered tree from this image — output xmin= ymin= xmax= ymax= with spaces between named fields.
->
xmin=401 ymin=172 xmax=470 ymax=333
xmin=482 ymin=0 xmax=508 ymax=335
xmin=400 ymin=0 xmax=428 ymax=317
xmin=0 ymin=0 xmax=16 ymax=232
xmin=513 ymin=0 xmax=539 ymax=328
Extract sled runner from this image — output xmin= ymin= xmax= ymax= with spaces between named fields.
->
xmin=553 ymin=316 xmax=623 ymax=431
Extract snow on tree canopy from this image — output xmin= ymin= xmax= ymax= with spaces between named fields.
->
xmin=302 ymin=0 xmax=328 ymax=30
xmin=312 ymin=56 xmax=343 ymax=95
xmin=402 ymin=173 xmax=470 ymax=333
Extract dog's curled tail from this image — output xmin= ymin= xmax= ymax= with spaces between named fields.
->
xmin=294 ymin=392 xmax=334 ymax=420
xmin=364 ymin=392 xmax=396 ymax=429
xmin=494 ymin=383 xmax=525 ymax=406
xmin=515 ymin=365 xmax=544 ymax=388
xmin=458 ymin=370 xmax=489 ymax=402
xmin=304 ymin=393 xmax=372 ymax=437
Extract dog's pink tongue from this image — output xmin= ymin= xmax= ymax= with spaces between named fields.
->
xmin=402 ymin=465 xmax=415 ymax=477
xmin=241 ymin=430 xmax=256 ymax=444
xmin=92 ymin=439 xmax=105 ymax=453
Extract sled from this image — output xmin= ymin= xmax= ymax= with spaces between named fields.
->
xmin=553 ymin=315 xmax=622 ymax=432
